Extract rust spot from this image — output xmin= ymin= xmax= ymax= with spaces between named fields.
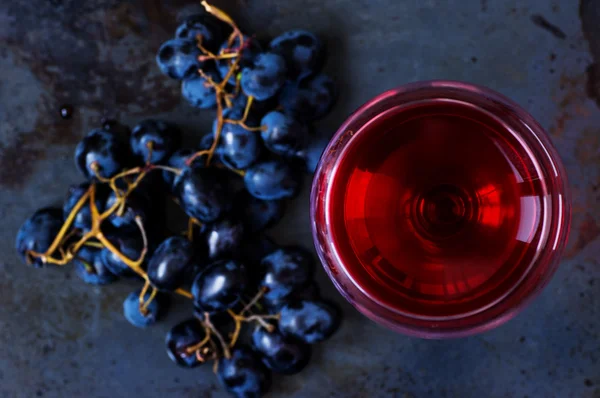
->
xmin=566 ymin=213 xmax=600 ymax=257
xmin=0 ymin=1 xmax=202 ymax=186
xmin=550 ymin=73 xmax=591 ymax=136
xmin=574 ymin=127 xmax=600 ymax=163
xmin=105 ymin=3 xmax=145 ymax=40
xmin=580 ymin=0 xmax=600 ymax=108
xmin=3 ymin=1 xmax=187 ymax=112
xmin=140 ymin=0 xmax=179 ymax=34
xmin=0 ymin=100 xmax=82 ymax=189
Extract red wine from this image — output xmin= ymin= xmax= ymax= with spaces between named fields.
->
xmin=327 ymin=100 xmax=547 ymax=318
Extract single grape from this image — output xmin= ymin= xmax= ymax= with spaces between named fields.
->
xmin=251 ymin=326 xmax=311 ymax=375
xmin=260 ymin=111 xmax=309 ymax=157
xmin=75 ymin=128 xmax=128 ymax=180
xmin=166 ymin=319 xmax=207 ymax=368
xmin=300 ymin=129 xmax=331 ymax=173
xmin=191 ymin=259 xmax=247 ymax=313
xmin=234 ymin=190 xmax=285 ymax=233
xmin=244 ymin=159 xmax=301 ymax=200
xmin=279 ymin=300 xmax=341 ymax=344
xmin=104 ymin=190 xmax=151 ymax=229
xmin=279 ymin=74 xmax=337 ymax=121
xmin=239 ymin=234 xmax=278 ymax=268
xmin=130 ymin=119 xmax=182 ymax=164
xmin=260 ymin=247 xmax=314 ymax=301
xmin=175 ymin=166 xmax=232 ymax=223
xmin=156 ymin=39 xmax=203 ymax=80
xmin=181 ymin=68 xmax=220 ymax=109
xmin=217 ymin=35 xmax=263 ymax=84
xmin=217 ymin=345 xmax=271 ymax=398
xmin=147 ymin=236 xmax=195 ymax=291
xmin=204 ymin=218 xmax=244 ymax=260
xmin=175 ymin=13 xmax=224 ymax=52
xmin=100 ymin=227 xmax=147 ymax=277
xmin=269 ymin=30 xmax=324 ymax=81
xmin=213 ymin=115 xmax=262 ymax=170
xmin=262 ymin=280 xmax=320 ymax=311
xmin=162 ymin=148 xmax=194 ymax=190
xmin=123 ymin=289 xmax=165 ymax=328
xmin=62 ymin=183 xmax=106 ymax=232
xmin=15 ymin=208 xmax=64 ymax=267
xmin=241 ymin=53 xmax=287 ymax=101
xmin=73 ymin=246 xmax=117 ymax=285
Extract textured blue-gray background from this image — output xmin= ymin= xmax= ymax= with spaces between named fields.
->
xmin=1 ymin=0 xmax=599 ymax=397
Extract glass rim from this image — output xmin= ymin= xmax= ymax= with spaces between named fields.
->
xmin=310 ymin=80 xmax=571 ymax=338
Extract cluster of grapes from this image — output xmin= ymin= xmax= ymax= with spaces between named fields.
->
xmin=15 ymin=2 xmax=340 ymax=397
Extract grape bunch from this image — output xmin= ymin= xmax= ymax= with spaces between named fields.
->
xmin=15 ymin=2 xmax=340 ymax=397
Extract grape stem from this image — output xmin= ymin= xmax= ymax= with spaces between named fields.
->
xmin=226 ymin=287 xmax=275 ymax=347
xmin=204 ymin=312 xmax=231 ymax=359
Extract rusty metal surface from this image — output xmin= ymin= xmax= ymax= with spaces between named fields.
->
xmin=0 ymin=0 xmax=599 ymax=397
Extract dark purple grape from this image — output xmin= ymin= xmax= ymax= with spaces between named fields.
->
xmin=147 ymin=236 xmax=195 ymax=291
xmin=269 ymin=30 xmax=324 ymax=81
xmin=251 ymin=326 xmax=311 ymax=375
xmin=217 ymin=346 xmax=271 ymax=397
xmin=175 ymin=166 xmax=232 ymax=223
xmin=175 ymin=13 xmax=224 ymax=52
xmin=279 ymin=300 xmax=341 ymax=343
xmin=156 ymin=39 xmax=203 ymax=80
xmin=15 ymin=208 xmax=63 ymax=267
xmin=234 ymin=190 xmax=285 ymax=233
xmin=166 ymin=319 xmax=207 ymax=368
xmin=73 ymin=246 xmax=117 ymax=285
xmin=260 ymin=111 xmax=309 ymax=157
xmin=260 ymin=247 xmax=314 ymax=301
xmin=130 ymin=119 xmax=182 ymax=164
xmin=204 ymin=218 xmax=244 ymax=260
xmin=192 ymin=259 xmax=247 ymax=313
xmin=213 ymin=114 xmax=262 ymax=170
xmin=123 ymin=289 xmax=166 ymax=328
xmin=75 ymin=128 xmax=128 ymax=180
xmin=239 ymin=235 xmax=278 ymax=269
xmin=241 ymin=53 xmax=287 ymax=101
xmin=244 ymin=159 xmax=301 ymax=200
xmin=279 ymin=74 xmax=337 ymax=121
